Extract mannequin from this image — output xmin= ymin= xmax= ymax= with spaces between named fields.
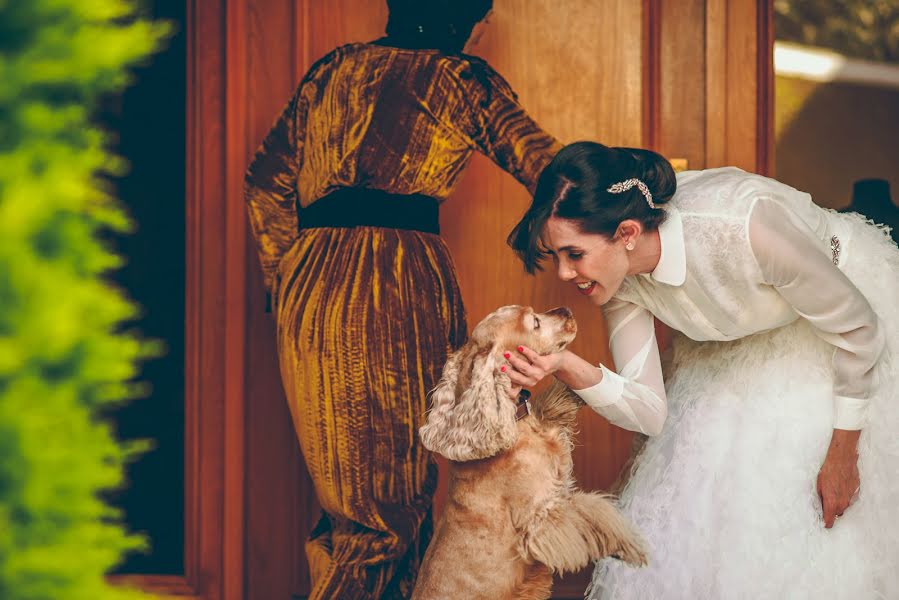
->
xmin=845 ymin=179 xmax=899 ymax=245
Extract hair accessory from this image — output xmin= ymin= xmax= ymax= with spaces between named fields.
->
xmin=607 ymin=178 xmax=656 ymax=209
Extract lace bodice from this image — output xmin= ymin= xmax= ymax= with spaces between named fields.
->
xmin=575 ymin=168 xmax=885 ymax=433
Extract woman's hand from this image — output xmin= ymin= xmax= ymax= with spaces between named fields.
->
xmin=499 ymin=345 xmax=567 ymax=400
xmin=816 ymin=429 xmax=862 ymax=529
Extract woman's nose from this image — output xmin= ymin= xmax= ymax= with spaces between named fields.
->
xmin=557 ymin=261 xmax=576 ymax=281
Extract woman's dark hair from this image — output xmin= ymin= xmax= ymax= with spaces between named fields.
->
xmin=508 ymin=141 xmax=677 ymax=274
xmin=385 ymin=0 xmax=493 ymax=54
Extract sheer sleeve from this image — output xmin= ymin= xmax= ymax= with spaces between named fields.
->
xmin=468 ymin=63 xmax=561 ymax=194
xmin=244 ymin=82 xmax=307 ymax=295
xmin=748 ymin=196 xmax=885 ymax=430
xmin=573 ymin=298 xmax=669 ymax=436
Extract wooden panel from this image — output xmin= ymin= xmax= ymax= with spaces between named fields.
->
xmin=223 ymin=0 xmax=249 ymax=597
xmin=657 ymin=0 xmax=773 ymax=173
xmin=643 ymin=0 xmax=661 ymax=149
xmin=724 ymin=0 xmax=758 ymax=169
xmin=658 ymin=0 xmax=707 ymax=167
xmin=185 ymin=0 xmax=228 ymax=597
xmin=299 ymin=0 xmax=388 ymax=73
xmin=757 ymin=0 xmax=774 ymax=175
xmin=238 ymin=1 xmax=295 ymax=598
xmin=705 ymin=0 xmax=773 ymax=172
xmin=704 ymin=0 xmax=727 ymax=167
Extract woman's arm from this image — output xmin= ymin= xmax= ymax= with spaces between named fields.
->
xmin=467 ymin=62 xmax=562 ymax=194
xmin=244 ymin=83 xmax=307 ymax=301
xmin=504 ymin=299 xmax=669 ymax=436
xmin=748 ymin=194 xmax=881 ymax=527
xmin=748 ymin=196 xmax=885 ymax=431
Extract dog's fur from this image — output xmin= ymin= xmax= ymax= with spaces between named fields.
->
xmin=413 ymin=305 xmax=647 ymax=600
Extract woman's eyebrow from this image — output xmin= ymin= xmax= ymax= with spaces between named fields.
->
xmin=542 ymin=245 xmax=582 ymax=256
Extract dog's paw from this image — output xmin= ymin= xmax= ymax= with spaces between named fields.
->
xmin=610 ymin=538 xmax=648 ymax=567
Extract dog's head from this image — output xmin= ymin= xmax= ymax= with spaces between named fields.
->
xmin=420 ymin=305 xmax=577 ymax=462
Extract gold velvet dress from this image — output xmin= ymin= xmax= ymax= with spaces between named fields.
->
xmin=244 ymin=42 xmax=558 ymax=599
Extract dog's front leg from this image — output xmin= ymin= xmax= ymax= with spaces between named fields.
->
xmin=520 ymin=492 xmax=648 ymax=574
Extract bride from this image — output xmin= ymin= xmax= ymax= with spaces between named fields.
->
xmin=500 ymin=141 xmax=899 ymax=598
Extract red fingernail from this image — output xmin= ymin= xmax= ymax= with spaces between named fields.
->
xmin=501 ymin=366 xmax=507 ymax=372
xmin=503 ymin=352 xmax=511 ymax=359
xmin=517 ymin=346 xmax=524 ymax=352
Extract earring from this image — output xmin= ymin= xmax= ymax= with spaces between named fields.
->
xmin=626 ymin=242 xmax=635 ymax=251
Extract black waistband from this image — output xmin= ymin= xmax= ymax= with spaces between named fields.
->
xmin=298 ymin=188 xmax=440 ymax=234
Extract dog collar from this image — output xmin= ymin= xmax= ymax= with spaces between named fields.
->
xmin=515 ymin=389 xmax=532 ymax=421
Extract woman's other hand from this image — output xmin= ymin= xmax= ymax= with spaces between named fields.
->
xmin=817 ymin=429 xmax=862 ymax=529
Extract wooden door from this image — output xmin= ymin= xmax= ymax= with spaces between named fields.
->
xmin=182 ymin=1 xmax=772 ymax=599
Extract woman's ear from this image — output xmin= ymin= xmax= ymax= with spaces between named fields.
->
xmin=615 ymin=219 xmax=644 ymax=247
xmin=419 ymin=343 xmax=519 ymax=462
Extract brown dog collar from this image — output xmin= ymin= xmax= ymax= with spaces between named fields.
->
xmin=515 ymin=389 xmax=532 ymax=421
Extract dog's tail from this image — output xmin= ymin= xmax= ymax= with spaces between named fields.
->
xmin=531 ymin=380 xmax=583 ymax=429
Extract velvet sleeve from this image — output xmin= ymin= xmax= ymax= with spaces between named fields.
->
xmin=244 ymin=83 xmax=306 ymax=296
xmin=468 ymin=63 xmax=561 ymax=194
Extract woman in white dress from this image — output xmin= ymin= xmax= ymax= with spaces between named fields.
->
xmin=501 ymin=141 xmax=899 ymax=599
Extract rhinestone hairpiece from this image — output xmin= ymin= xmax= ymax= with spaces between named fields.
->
xmin=606 ymin=178 xmax=656 ymax=209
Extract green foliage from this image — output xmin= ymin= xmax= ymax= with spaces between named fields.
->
xmin=0 ymin=1 xmax=169 ymax=598
xmin=775 ymin=0 xmax=899 ymax=63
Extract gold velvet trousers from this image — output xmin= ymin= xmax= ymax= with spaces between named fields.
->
xmin=274 ymin=226 xmax=466 ymax=599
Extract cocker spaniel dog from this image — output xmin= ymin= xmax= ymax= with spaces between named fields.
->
xmin=413 ymin=305 xmax=647 ymax=600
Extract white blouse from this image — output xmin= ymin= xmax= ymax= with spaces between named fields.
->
xmin=574 ymin=167 xmax=885 ymax=433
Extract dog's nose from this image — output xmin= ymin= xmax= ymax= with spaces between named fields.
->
xmin=545 ymin=306 xmax=573 ymax=319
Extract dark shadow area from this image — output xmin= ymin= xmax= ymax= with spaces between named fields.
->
xmin=100 ymin=0 xmax=187 ymax=575
xmin=775 ymin=74 xmax=899 ymax=215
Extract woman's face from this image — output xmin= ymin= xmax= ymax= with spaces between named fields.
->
xmin=541 ymin=216 xmax=630 ymax=306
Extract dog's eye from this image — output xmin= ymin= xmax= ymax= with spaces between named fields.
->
xmin=533 ymin=316 xmax=540 ymax=330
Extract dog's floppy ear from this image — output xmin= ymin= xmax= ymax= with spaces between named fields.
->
xmin=419 ymin=341 xmax=518 ymax=461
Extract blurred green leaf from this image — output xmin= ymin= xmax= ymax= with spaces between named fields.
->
xmin=0 ymin=2 xmax=170 ymax=598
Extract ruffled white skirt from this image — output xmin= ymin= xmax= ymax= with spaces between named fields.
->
xmin=589 ymin=213 xmax=899 ymax=600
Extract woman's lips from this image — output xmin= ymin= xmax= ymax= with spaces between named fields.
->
xmin=576 ymin=281 xmax=596 ymax=296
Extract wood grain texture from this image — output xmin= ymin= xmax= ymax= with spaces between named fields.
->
xmin=705 ymin=0 xmax=727 ymax=167
xmin=240 ymin=0 xmax=294 ymax=597
xmin=757 ymin=0 xmax=774 ymax=176
xmin=707 ymin=0 xmax=772 ymax=173
xmin=187 ymin=0 xmax=227 ymax=597
xmin=658 ymin=0 xmax=707 ymax=168
xmin=224 ymin=0 xmax=250 ymax=597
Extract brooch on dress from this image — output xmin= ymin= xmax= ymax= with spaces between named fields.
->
xmin=830 ymin=235 xmax=842 ymax=266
